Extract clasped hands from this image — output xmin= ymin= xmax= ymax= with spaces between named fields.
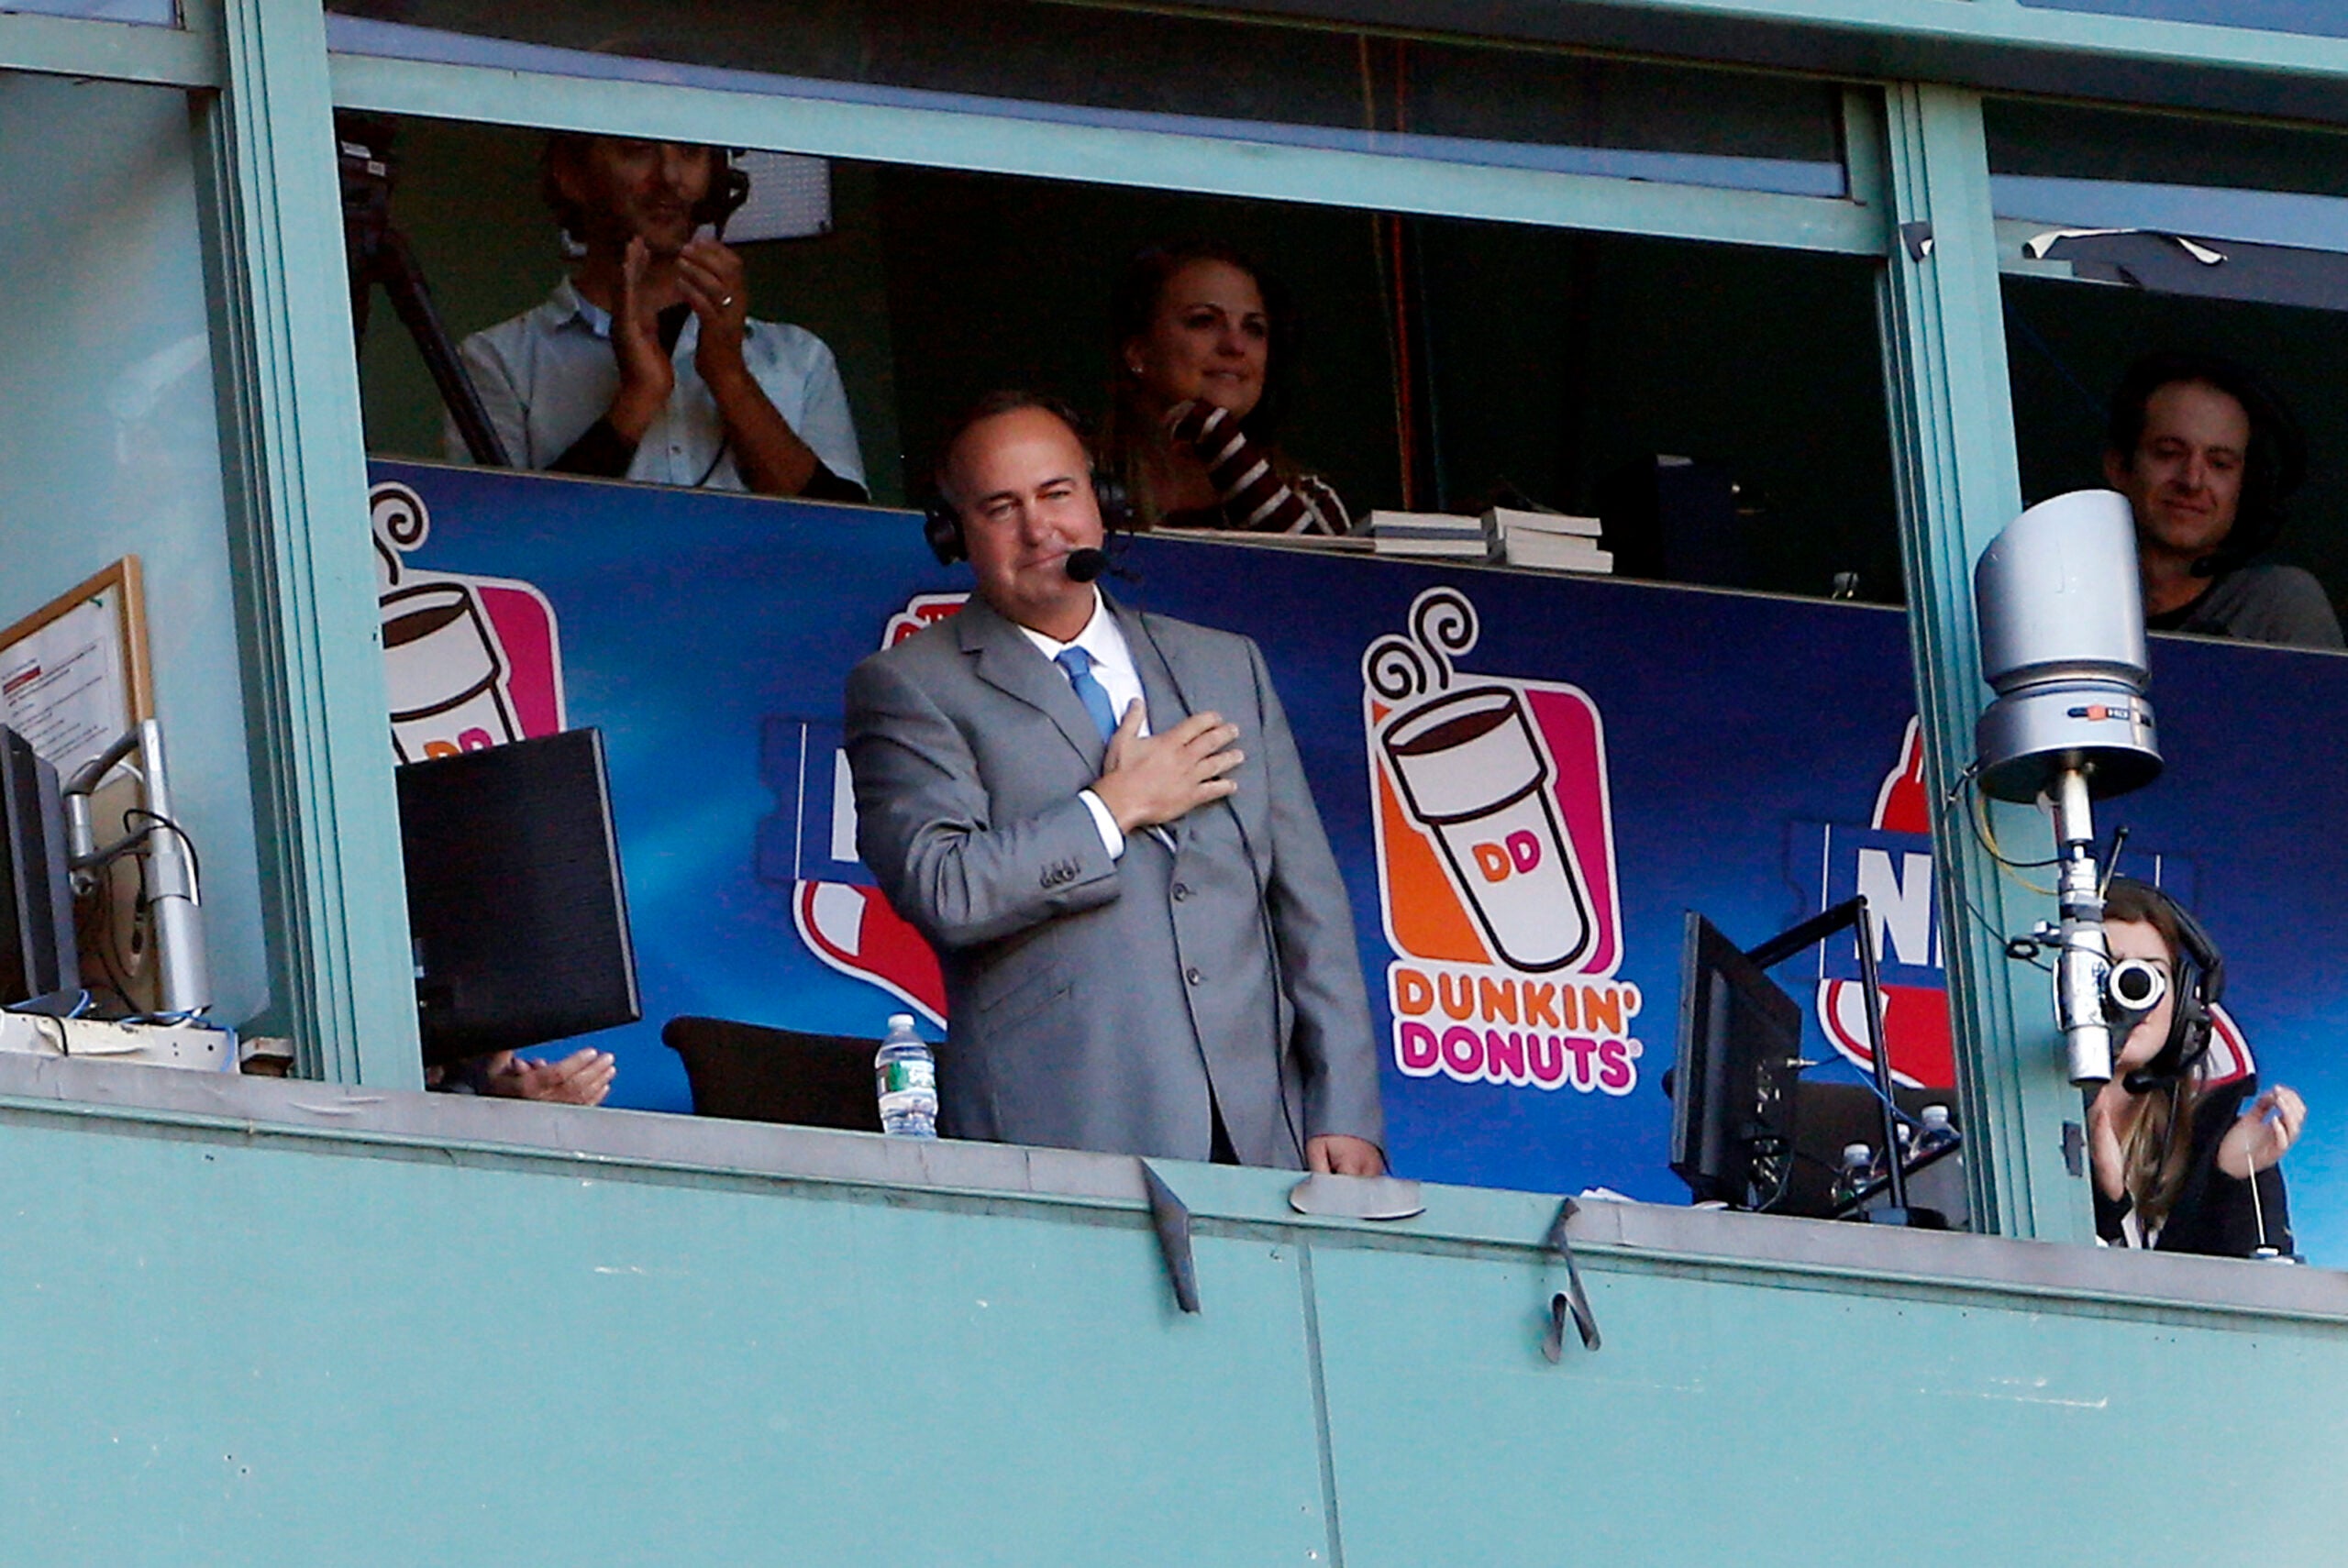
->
xmin=1090 ymin=701 xmax=1243 ymax=835
xmin=608 ymin=234 xmax=754 ymax=441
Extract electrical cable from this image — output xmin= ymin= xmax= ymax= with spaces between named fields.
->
xmin=1930 ymin=763 xmax=2060 ymax=966
xmin=122 ymin=807 xmax=201 ymax=894
xmin=4 ymin=989 xmax=89 ymax=1017
xmin=1748 ymin=1139 xmax=1797 ymax=1214
xmin=72 ymin=873 xmax=138 ymax=1014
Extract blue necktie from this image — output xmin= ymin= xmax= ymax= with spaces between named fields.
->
xmin=1055 ymin=646 xmax=1119 ymax=744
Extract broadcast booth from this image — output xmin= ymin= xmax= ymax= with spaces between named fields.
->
xmin=4 ymin=0 xmax=2348 ymax=1561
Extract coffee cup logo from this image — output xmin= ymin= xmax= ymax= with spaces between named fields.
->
xmin=371 ymin=480 xmax=568 ymax=760
xmin=1368 ymin=590 xmax=1597 ymax=974
xmin=1381 ymin=685 xmax=1590 ymax=971
xmin=382 ymin=580 xmax=522 ymax=762
xmin=1364 ymin=588 xmax=1632 ymax=1097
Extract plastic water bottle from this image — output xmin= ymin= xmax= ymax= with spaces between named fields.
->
xmin=1872 ymin=1120 xmax=1914 ymax=1184
xmin=874 ymin=1014 xmax=937 ymax=1138
xmin=1833 ymin=1143 xmax=1874 ymax=1210
xmin=1913 ymin=1104 xmax=1960 ymax=1160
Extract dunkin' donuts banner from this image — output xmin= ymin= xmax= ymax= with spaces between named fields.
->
xmin=372 ymin=460 xmax=2348 ymax=1264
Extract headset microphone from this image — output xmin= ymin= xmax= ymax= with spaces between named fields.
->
xmin=1066 ymin=547 xmax=1109 ymax=583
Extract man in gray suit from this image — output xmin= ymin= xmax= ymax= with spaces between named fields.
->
xmin=844 ymin=393 xmax=1384 ymax=1173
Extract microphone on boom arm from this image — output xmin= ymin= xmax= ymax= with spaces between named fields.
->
xmin=1066 ymin=547 xmax=1109 ymax=583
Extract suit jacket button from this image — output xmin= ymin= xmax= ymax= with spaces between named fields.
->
xmin=1172 ymin=882 xmax=1191 ymax=901
xmin=1184 ymin=966 xmax=1203 ymax=986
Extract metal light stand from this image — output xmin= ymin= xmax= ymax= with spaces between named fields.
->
xmin=2045 ymin=765 xmax=2118 ymax=1088
xmin=61 ymin=718 xmax=210 ymax=1017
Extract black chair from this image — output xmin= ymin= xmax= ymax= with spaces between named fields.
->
xmin=661 ymin=1015 xmax=881 ymax=1132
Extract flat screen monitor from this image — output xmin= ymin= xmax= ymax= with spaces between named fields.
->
xmin=1667 ymin=911 xmax=1805 ymax=1209
xmin=396 ymin=728 xmax=638 ymax=1066
xmin=0 ymin=724 xmax=78 ymax=1008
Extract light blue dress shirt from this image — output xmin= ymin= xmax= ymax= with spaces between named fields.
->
xmin=449 ymin=277 xmax=867 ymax=492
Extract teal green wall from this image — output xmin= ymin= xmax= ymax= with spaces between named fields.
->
xmin=2 ymin=1069 xmax=2342 ymax=1565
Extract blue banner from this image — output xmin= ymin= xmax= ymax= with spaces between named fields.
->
xmin=371 ymin=459 xmax=2348 ymax=1264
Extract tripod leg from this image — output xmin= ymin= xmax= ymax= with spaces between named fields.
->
xmin=377 ymin=226 xmax=511 ymax=467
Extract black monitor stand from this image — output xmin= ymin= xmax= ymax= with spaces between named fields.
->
xmin=1745 ymin=895 xmax=1945 ymax=1231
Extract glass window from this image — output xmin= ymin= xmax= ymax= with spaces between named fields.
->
xmin=326 ymin=0 xmax=1846 ymax=197
xmin=350 ymin=110 xmax=1908 ymax=1221
xmin=1997 ymin=95 xmax=2348 ymax=1269
xmin=355 ymin=118 xmax=1894 ymax=596
xmin=2019 ymin=0 xmax=2348 ymax=40
xmin=6 ymin=0 xmax=176 ymax=23
xmin=1990 ymin=99 xmax=2348 ymax=259
xmin=0 ymin=72 xmax=267 ymax=1038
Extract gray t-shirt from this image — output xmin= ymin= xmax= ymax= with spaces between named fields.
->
xmin=2151 ymin=563 xmax=2345 ymax=651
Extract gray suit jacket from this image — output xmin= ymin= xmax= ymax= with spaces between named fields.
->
xmin=843 ymin=592 xmax=1382 ymax=1166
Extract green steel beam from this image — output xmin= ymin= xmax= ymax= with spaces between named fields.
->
xmin=0 ymin=10 xmax=216 ymax=87
xmin=1874 ymin=83 xmax=2083 ymax=1243
xmin=193 ymin=0 xmax=421 ymax=1088
xmin=327 ymin=52 xmax=1885 ymax=256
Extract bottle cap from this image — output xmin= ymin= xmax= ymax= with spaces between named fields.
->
xmin=1842 ymin=1143 xmax=1872 ymax=1165
xmin=887 ymin=1013 xmax=915 ymax=1032
xmin=1921 ymin=1103 xmax=1951 ymax=1127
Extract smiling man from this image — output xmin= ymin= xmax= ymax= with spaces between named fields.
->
xmin=2101 ymin=350 xmax=2342 ymax=649
xmin=450 ymin=135 xmax=867 ymax=500
xmin=842 ymin=392 xmax=1385 ymax=1173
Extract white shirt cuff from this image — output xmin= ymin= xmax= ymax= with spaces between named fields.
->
xmin=1079 ymin=790 xmax=1126 ymax=860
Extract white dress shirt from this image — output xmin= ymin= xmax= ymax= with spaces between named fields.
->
xmin=1016 ymin=592 xmax=1150 ymax=859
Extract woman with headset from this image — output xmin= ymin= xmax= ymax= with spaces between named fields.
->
xmin=1102 ymin=240 xmax=1350 ymax=536
xmin=2088 ymin=877 xmax=2305 ymax=1257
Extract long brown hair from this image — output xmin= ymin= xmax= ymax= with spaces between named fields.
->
xmin=2102 ymin=879 xmax=2198 ymax=1229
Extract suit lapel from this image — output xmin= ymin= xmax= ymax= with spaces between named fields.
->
xmin=1118 ymin=601 xmax=1193 ymax=733
xmin=958 ymin=593 xmax=1104 ymax=770
xmin=1119 ymin=601 xmax=1197 ymax=856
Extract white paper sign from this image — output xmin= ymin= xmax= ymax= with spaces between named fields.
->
xmin=0 ymin=591 xmax=131 ymax=777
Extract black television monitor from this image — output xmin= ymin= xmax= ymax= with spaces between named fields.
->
xmin=395 ymin=728 xmax=639 ymax=1066
xmin=1667 ymin=911 xmax=1805 ymax=1209
xmin=0 ymin=724 xmax=78 ymax=1008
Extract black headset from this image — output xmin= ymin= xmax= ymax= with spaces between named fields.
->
xmin=692 ymin=149 xmax=752 ymax=239
xmin=2108 ymin=875 xmax=2226 ymax=1092
xmin=923 ymin=399 xmax=1134 ymax=566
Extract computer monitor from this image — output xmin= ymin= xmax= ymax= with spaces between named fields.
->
xmin=1667 ymin=911 xmax=1805 ymax=1209
xmin=0 ymin=724 xmax=78 ymax=1008
xmin=395 ymin=727 xmax=639 ymax=1066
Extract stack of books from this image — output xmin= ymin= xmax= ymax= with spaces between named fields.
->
xmin=1489 ymin=508 xmax=1612 ymax=575
xmin=1361 ymin=511 xmax=1495 ymax=560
